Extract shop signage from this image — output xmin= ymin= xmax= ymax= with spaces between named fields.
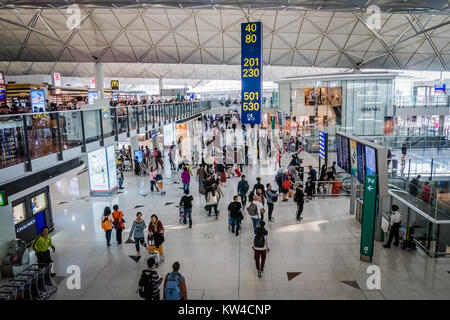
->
xmin=241 ymin=21 xmax=262 ymax=125
xmin=0 ymin=71 xmax=5 ymax=85
xmin=434 ymin=84 xmax=446 ymax=93
xmin=360 ymin=175 xmax=378 ymax=262
xmin=0 ymin=191 xmax=7 ymax=206
xmin=89 ymin=77 xmax=96 ymax=89
xmin=361 ymin=106 xmax=381 ymax=112
xmin=111 ymin=80 xmax=119 ymax=90
xmin=52 ymin=72 xmax=61 ymax=87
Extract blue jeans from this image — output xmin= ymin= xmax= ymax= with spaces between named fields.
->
xmin=198 ymin=179 xmax=204 ymax=188
xmin=251 ymin=217 xmax=260 ymax=233
xmin=105 ymin=229 xmax=112 ymax=245
xmin=183 ymin=208 xmax=192 ymax=227
xmin=208 ymin=204 xmax=218 ymax=217
xmin=230 ymin=217 xmax=241 ymax=234
xmin=134 ymin=237 xmax=146 ymax=252
xmin=183 ymin=183 xmax=190 ymax=192
xmin=150 ymin=180 xmax=157 ymax=192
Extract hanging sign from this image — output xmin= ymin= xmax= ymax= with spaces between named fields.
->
xmin=241 ymin=21 xmax=262 ymax=125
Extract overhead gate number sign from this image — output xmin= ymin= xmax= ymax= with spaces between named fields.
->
xmin=241 ymin=22 xmax=262 ymax=125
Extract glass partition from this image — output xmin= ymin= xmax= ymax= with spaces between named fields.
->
xmin=0 ymin=114 xmax=27 ymax=169
xmin=59 ymin=110 xmax=83 ymax=150
xmin=27 ymin=112 xmax=58 ymax=160
xmin=83 ymin=109 xmax=101 ymax=143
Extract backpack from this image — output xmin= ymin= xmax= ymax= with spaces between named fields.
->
xmin=101 ymin=217 xmax=110 ymax=231
xmin=247 ymin=202 xmax=257 ymax=216
xmin=253 ymin=232 xmax=265 ymax=248
xmin=113 ymin=212 xmax=123 ymax=229
xmin=164 ymin=273 xmax=182 ymax=300
xmin=282 ymin=179 xmax=292 ymax=190
xmin=138 ymin=270 xmax=155 ymax=299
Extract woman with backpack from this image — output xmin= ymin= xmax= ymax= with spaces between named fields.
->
xmin=163 ymin=261 xmax=187 ymax=300
xmin=253 ymin=221 xmax=270 ymax=278
xmin=128 ymin=212 xmax=147 ymax=257
xmin=101 ymin=206 xmax=113 ymax=247
xmin=148 ymin=214 xmax=165 ymax=261
xmin=139 ymin=257 xmax=163 ymax=300
xmin=112 ymin=204 xmax=125 ymax=245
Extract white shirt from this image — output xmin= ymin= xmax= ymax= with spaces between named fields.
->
xmin=254 ymin=201 xmax=265 ymax=219
xmin=390 ymin=211 xmax=401 ymax=224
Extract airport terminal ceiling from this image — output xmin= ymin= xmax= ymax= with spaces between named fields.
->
xmin=0 ymin=1 xmax=448 ymax=78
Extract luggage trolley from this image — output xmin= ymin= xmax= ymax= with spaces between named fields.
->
xmin=0 ymin=286 xmax=19 ymax=300
xmin=21 ymin=269 xmax=52 ymax=300
xmin=27 ymin=264 xmax=57 ymax=294
xmin=2 ymin=280 xmax=27 ymax=300
xmin=11 ymin=275 xmax=35 ymax=300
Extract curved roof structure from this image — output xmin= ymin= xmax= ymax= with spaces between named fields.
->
xmin=0 ymin=3 xmax=448 ymax=78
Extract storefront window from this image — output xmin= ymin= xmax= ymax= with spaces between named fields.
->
xmin=31 ymin=192 xmax=47 ymax=214
xmin=12 ymin=202 xmax=26 ymax=225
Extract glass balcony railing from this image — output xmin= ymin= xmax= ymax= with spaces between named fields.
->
xmin=394 ymin=95 xmax=449 ymax=107
xmin=0 ymin=101 xmax=212 ymax=170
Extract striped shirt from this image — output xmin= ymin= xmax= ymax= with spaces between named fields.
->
xmin=143 ymin=268 xmax=162 ymax=298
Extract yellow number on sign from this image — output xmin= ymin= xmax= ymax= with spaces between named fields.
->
xmin=245 ymin=34 xmax=257 ymax=43
xmin=243 ymin=68 xmax=260 ymax=77
xmin=243 ymin=58 xmax=259 ymax=67
xmin=245 ymin=23 xmax=257 ymax=32
xmin=244 ymin=92 xmax=259 ymax=100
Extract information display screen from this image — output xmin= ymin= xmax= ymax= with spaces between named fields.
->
xmin=88 ymin=148 xmax=109 ymax=192
xmin=341 ymin=135 xmax=350 ymax=173
xmin=356 ymin=142 xmax=365 ymax=183
xmin=336 ymin=134 xmax=342 ymax=169
xmin=365 ymin=146 xmax=377 ymax=176
xmin=241 ymin=21 xmax=262 ymax=125
xmin=350 ymin=139 xmax=358 ymax=177
xmin=134 ymin=150 xmax=143 ymax=163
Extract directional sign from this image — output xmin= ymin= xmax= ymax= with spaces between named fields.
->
xmin=360 ymin=174 xmax=378 ymax=262
xmin=241 ymin=21 xmax=262 ymax=125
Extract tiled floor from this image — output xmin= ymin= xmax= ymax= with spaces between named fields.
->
xmin=17 ymin=122 xmax=450 ymax=300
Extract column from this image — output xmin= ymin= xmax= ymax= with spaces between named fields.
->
xmin=0 ymin=203 xmax=17 ymax=266
xmin=130 ymin=135 xmax=139 ymax=154
xmin=163 ymin=147 xmax=171 ymax=179
xmin=159 ymin=77 xmax=163 ymax=96
xmin=95 ymin=63 xmax=105 ymax=99
xmin=438 ymin=115 xmax=444 ymax=136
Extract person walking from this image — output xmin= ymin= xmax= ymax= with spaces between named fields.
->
xmin=112 ymin=204 xmax=125 ymax=245
xmin=308 ymin=165 xmax=317 ymax=195
xmin=148 ymin=214 xmax=165 ymax=261
xmin=401 ymin=143 xmax=407 ymax=166
xmin=168 ymin=148 xmax=175 ymax=170
xmin=128 ymin=212 xmax=147 ymax=257
xmin=139 ymin=257 xmax=163 ymax=300
xmin=237 ymin=175 xmax=250 ymax=207
xmin=206 ymin=189 xmax=220 ymax=219
xmin=155 ymin=147 xmax=164 ymax=169
xmin=32 ymin=226 xmax=56 ymax=275
xmin=247 ymin=196 xmax=264 ymax=232
xmin=266 ymin=183 xmax=279 ymax=222
xmin=293 ymin=184 xmax=305 ymax=221
xmin=101 ymin=206 xmax=113 ymax=247
xmin=228 ymin=195 xmax=243 ymax=236
xmin=163 ymin=261 xmax=187 ymax=300
xmin=196 ymin=164 xmax=206 ymax=189
xmin=181 ymin=167 xmax=191 ymax=192
xmin=149 ymin=167 xmax=158 ymax=192
xmin=383 ymin=205 xmax=401 ymax=248
xmin=326 ymin=167 xmax=336 ymax=195
xmin=253 ymin=221 xmax=269 ymax=278
xmin=180 ymin=189 xmax=194 ymax=228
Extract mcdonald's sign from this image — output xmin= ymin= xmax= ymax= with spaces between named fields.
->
xmin=111 ymin=80 xmax=119 ymax=90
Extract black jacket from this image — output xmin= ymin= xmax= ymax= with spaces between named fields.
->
xmin=228 ymin=202 xmax=243 ymax=219
xmin=294 ymin=189 xmax=304 ymax=204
